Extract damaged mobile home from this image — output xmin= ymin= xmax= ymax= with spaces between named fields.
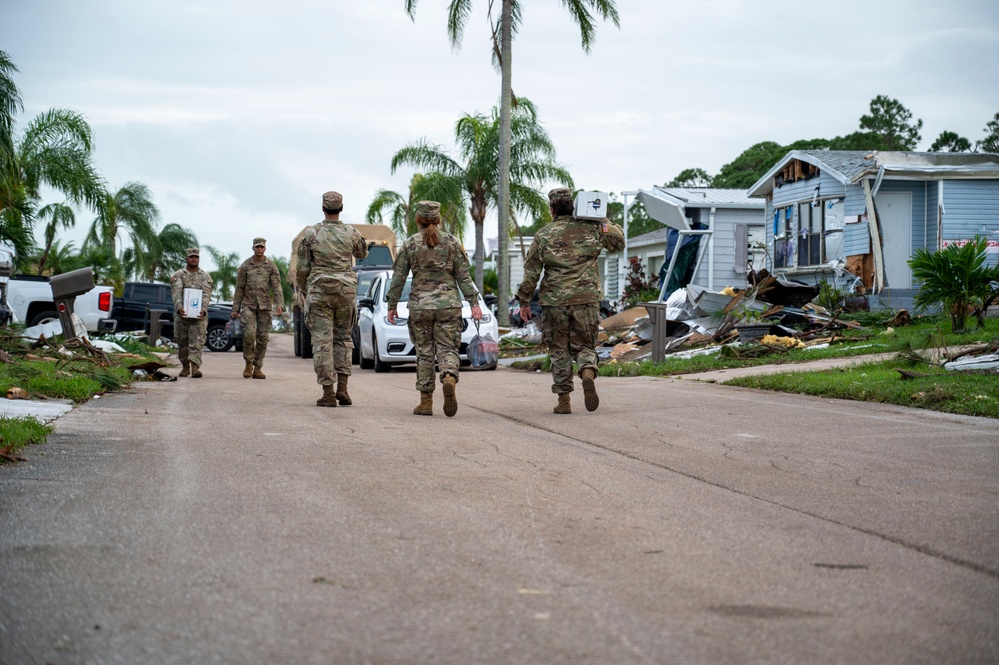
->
xmin=747 ymin=150 xmax=999 ymax=310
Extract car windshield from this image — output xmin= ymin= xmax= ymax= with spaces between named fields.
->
xmin=357 ymin=272 xmax=378 ymax=298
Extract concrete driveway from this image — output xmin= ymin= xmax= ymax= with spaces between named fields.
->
xmin=1 ymin=333 xmax=996 ymax=664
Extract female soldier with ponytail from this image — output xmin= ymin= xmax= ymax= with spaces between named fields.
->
xmin=386 ymin=201 xmax=482 ymax=417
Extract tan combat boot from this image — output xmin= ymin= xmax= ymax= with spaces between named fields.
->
xmin=243 ymin=362 xmax=253 ymax=378
xmin=581 ymin=367 xmax=599 ymax=412
xmin=252 ymin=366 xmax=266 ymax=379
xmin=441 ymin=375 xmax=458 ymax=417
xmin=413 ymin=392 xmax=433 ymax=416
xmin=179 ymin=361 xmax=190 ymax=378
xmin=335 ymin=373 xmax=351 ymax=406
xmin=553 ymin=393 xmax=571 ymax=414
xmin=191 ymin=364 xmax=203 ymax=378
xmin=316 ymin=384 xmax=337 ymax=407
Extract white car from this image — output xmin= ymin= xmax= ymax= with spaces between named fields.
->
xmin=357 ymin=269 xmax=498 ymax=372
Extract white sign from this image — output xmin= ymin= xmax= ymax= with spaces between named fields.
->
xmin=183 ymin=288 xmax=203 ymax=318
xmin=574 ymin=191 xmax=608 ymax=220
xmin=941 ymin=238 xmax=999 ymax=253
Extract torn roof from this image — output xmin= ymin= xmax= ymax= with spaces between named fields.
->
xmin=748 ymin=150 xmax=999 ymax=198
xmin=637 ymin=187 xmax=764 ymax=232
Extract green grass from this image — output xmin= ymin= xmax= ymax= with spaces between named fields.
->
xmin=509 ymin=315 xmax=999 ymax=418
xmin=0 ymin=416 xmax=53 ymax=463
xmin=0 ymin=359 xmax=131 ymax=403
xmin=724 ymin=359 xmax=999 ymax=419
xmin=0 ymin=338 xmax=154 ymax=460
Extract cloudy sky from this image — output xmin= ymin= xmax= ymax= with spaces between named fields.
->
xmin=3 ymin=0 xmax=998 ymax=272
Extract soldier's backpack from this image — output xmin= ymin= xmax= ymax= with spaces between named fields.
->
xmin=467 ymin=319 xmax=499 ymax=370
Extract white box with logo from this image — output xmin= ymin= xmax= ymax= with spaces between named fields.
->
xmin=574 ymin=191 xmax=608 ymax=220
xmin=183 ymin=288 xmax=203 ymax=319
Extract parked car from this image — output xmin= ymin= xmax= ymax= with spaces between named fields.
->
xmin=356 ymin=269 xmax=498 ymax=372
xmin=109 ymin=282 xmax=241 ymax=352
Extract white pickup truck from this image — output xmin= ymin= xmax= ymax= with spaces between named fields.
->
xmin=0 ymin=242 xmax=116 ymax=334
xmin=3 ymin=274 xmax=117 ymax=334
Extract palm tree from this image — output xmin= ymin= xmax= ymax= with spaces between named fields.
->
xmin=123 ymin=222 xmax=199 ymax=283
xmin=205 ymin=245 xmax=240 ymax=301
xmin=35 ymin=202 xmax=75 ymax=275
xmin=390 ymin=98 xmax=571 ymax=292
xmin=150 ymin=223 xmax=199 ymax=282
xmin=404 ymin=1 xmax=619 ymax=324
xmin=367 ymin=173 xmax=468 ymax=243
xmin=85 ymin=181 xmax=160 ymax=282
xmin=269 ymin=255 xmax=294 ymax=313
xmin=909 ymin=236 xmax=996 ymax=331
xmin=0 ymin=50 xmax=20 ymax=170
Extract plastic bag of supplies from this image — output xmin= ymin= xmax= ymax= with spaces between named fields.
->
xmin=466 ymin=319 xmax=499 ymax=370
xmin=225 ymin=318 xmax=244 ymax=338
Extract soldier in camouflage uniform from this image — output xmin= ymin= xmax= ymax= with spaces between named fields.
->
xmin=516 ymin=188 xmax=625 ymax=414
xmin=171 ymin=247 xmax=215 ymax=378
xmin=296 ymin=191 xmax=368 ymax=407
xmin=387 ymin=200 xmax=482 ymax=418
xmin=231 ymin=237 xmax=285 ymax=379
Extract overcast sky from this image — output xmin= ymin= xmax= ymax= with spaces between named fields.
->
xmin=2 ymin=0 xmax=998 ymax=272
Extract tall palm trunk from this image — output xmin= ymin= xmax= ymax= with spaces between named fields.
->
xmin=471 ymin=204 xmax=485 ymax=293
xmin=496 ymin=0 xmax=513 ymax=326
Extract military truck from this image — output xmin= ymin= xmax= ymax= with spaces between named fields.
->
xmin=290 ymin=223 xmax=397 ymax=358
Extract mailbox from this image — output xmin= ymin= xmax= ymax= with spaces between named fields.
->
xmin=49 ymin=267 xmax=96 ymax=340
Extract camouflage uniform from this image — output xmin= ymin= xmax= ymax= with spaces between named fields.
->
xmin=170 ymin=258 xmax=214 ymax=370
xmin=232 ymin=240 xmax=284 ymax=370
xmin=516 ymin=188 xmax=625 ymax=397
xmin=386 ymin=203 xmax=479 ymax=394
xmin=296 ymin=199 xmax=368 ymax=386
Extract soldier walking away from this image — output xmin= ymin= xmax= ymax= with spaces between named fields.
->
xmin=171 ymin=247 xmax=214 ymax=378
xmin=386 ymin=200 xmax=482 ymax=417
xmin=231 ymin=237 xmax=285 ymax=379
xmin=296 ymin=191 xmax=368 ymax=407
xmin=515 ymin=188 xmax=624 ymax=414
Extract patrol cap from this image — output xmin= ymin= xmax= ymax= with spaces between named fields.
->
xmin=548 ymin=187 xmax=573 ymax=205
xmin=253 ymin=237 xmax=266 ymax=247
xmin=186 ymin=247 xmax=200 ymax=257
xmin=322 ymin=191 xmax=343 ymax=208
xmin=415 ymin=200 xmax=441 ymax=218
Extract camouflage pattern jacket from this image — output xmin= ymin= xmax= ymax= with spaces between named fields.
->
xmin=516 ymin=215 xmax=625 ymax=307
xmin=170 ymin=268 xmax=214 ymax=315
xmin=232 ymin=256 xmax=284 ymax=312
xmin=387 ymin=232 xmax=479 ymax=311
xmin=296 ymin=220 xmax=368 ymax=294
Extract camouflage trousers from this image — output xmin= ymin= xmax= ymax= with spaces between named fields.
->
xmin=407 ymin=308 xmax=462 ymax=393
xmin=240 ymin=307 xmax=271 ymax=367
xmin=305 ymin=285 xmax=356 ymax=386
xmin=541 ymin=304 xmax=599 ymax=395
xmin=174 ymin=314 xmax=208 ymax=367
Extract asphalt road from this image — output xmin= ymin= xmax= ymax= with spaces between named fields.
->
xmin=2 ymin=333 xmax=997 ymax=665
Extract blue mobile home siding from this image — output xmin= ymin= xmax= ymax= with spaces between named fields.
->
xmin=769 ymin=172 xmax=845 ymax=208
xmin=940 ymin=179 xmax=999 ymax=240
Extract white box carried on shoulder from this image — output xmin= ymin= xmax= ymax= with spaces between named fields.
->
xmin=574 ymin=191 xmax=608 ymax=220
xmin=183 ymin=288 xmax=203 ymax=319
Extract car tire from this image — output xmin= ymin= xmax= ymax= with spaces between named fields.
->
xmin=372 ymin=333 xmax=390 ymax=373
xmin=301 ymin=321 xmax=313 ymax=359
xmin=293 ymin=311 xmax=302 ymax=357
xmin=359 ymin=334 xmax=374 ymax=369
xmin=206 ymin=324 xmax=235 ymax=352
xmin=351 ymin=325 xmax=360 ymax=365
xmin=28 ymin=310 xmax=59 ymax=327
